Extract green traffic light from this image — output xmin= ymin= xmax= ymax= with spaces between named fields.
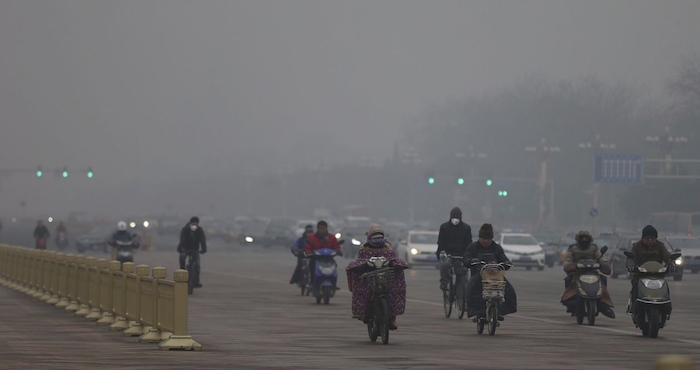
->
xmin=498 ymin=191 xmax=503 ymax=196
xmin=36 ymin=171 xmax=43 ymax=177
xmin=503 ymin=191 xmax=508 ymax=197
xmin=62 ymin=171 xmax=68 ymax=178
xmin=87 ymin=172 xmax=93 ymax=178
xmin=428 ymin=177 xmax=435 ymax=184
xmin=457 ymin=178 xmax=465 ymax=185
xmin=486 ymin=179 xmax=493 ymax=186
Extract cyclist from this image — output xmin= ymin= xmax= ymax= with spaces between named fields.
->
xmin=178 ymin=217 xmax=207 ymax=288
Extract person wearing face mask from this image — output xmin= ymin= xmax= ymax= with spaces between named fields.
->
xmin=305 ymin=220 xmax=343 ymax=289
xmin=560 ymin=230 xmax=615 ymax=318
xmin=625 ymin=225 xmax=673 ymax=314
xmin=463 ymin=223 xmax=517 ymax=320
xmin=178 ymin=217 xmax=207 ymax=288
xmin=436 ymin=207 xmax=472 ymax=291
xmin=346 ymin=224 xmax=409 ymax=330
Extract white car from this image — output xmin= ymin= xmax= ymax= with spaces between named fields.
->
xmin=498 ymin=233 xmax=545 ymax=270
xmin=397 ymin=230 xmax=439 ymax=265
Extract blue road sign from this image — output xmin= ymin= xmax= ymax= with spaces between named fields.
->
xmin=594 ymin=153 xmax=644 ymax=184
xmin=589 ymin=208 xmax=599 ymax=218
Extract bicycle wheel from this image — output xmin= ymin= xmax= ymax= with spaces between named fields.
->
xmin=380 ymin=297 xmax=390 ymax=345
xmin=457 ymin=279 xmax=467 ymax=320
xmin=487 ymin=304 xmax=498 ymax=336
xmin=443 ymin=274 xmax=454 ymax=318
xmin=368 ymin=320 xmax=378 ymax=342
xmin=477 ymin=318 xmax=484 ymax=334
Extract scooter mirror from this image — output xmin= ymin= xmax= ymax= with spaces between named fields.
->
xmin=338 ymin=239 xmax=345 ymax=245
xmin=623 ymin=251 xmax=635 ymax=259
xmin=670 ymin=252 xmax=681 ymax=260
xmin=600 ymin=246 xmax=608 ymax=255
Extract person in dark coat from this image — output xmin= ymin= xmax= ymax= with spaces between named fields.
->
xmin=33 ymin=220 xmax=50 ymax=249
xmin=463 ymin=223 xmax=517 ymax=320
xmin=436 ymin=207 xmax=472 ymax=290
xmin=178 ymin=216 xmax=207 ymax=288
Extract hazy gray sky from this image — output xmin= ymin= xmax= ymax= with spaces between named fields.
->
xmin=1 ymin=0 xmax=699 ymax=216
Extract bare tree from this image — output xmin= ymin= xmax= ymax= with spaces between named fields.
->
xmin=667 ymin=53 xmax=700 ymax=113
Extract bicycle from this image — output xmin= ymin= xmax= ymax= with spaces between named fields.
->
xmin=475 ymin=262 xmax=507 ymax=335
xmin=185 ymin=252 xmax=198 ymax=295
xmin=440 ymin=252 xmax=468 ymax=319
xmin=359 ymin=256 xmax=395 ymax=345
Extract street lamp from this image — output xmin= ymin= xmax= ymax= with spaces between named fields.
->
xmin=525 ymin=139 xmax=560 ymax=227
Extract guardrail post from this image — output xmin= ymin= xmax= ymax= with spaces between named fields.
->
xmin=39 ymin=251 xmax=54 ymax=302
xmin=25 ymin=250 xmax=39 ymax=296
xmin=158 ymin=269 xmax=202 ymax=350
xmin=17 ymin=248 xmax=30 ymax=293
xmin=86 ymin=259 xmax=108 ymax=320
xmin=55 ymin=253 xmax=72 ymax=308
xmin=139 ymin=266 xmax=170 ymax=343
xmin=110 ymin=262 xmax=132 ymax=331
xmin=65 ymin=255 xmax=83 ymax=312
xmin=124 ymin=264 xmax=149 ymax=337
xmin=655 ymin=355 xmax=695 ymax=370
xmin=46 ymin=252 xmax=62 ymax=305
xmin=75 ymin=256 xmax=93 ymax=316
xmin=97 ymin=260 xmax=120 ymax=326
xmin=31 ymin=251 xmax=47 ymax=299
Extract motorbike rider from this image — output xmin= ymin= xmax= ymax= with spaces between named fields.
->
xmin=178 ymin=217 xmax=207 ymax=288
xmin=33 ymin=220 xmax=50 ymax=249
xmin=463 ymin=223 xmax=517 ymax=320
xmin=289 ymin=224 xmax=314 ymax=285
xmin=436 ymin=207 xmax=472 ymax=291
xmin=346 ymin=224 xmax=409 ymax=330
xmin=305 ymin=220 xmax=343 ymax=289
xmin=55 ymin=221 xmax=68 ymax=243
xmin=561 ymin=230 xmax=615 ymax=318
xmin=109 ymin=221 xmax=138 ymax=261
xmin=625 ymin=225 xmax=673 ymax=313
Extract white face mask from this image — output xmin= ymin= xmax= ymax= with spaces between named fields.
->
xmin=190 ymin=225 xmax=198 ymax=232
xmin=450 ymin=218 xmax=460 ymax=226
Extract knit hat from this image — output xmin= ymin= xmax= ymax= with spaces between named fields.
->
xmin=450 ymin=207 xmax=462 ymax=219
xmin=478 ymin=223 xmax=494 ymax=239
xmin=304 ymin=225 xmax=314 ymax=233
xmin=642 ymin=225 xmax=658 ymax=239
xmin=365 ymin=224 xmax=384 ymax=237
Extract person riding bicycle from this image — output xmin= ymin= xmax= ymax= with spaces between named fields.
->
xmin=109 ymin=221 xmax=138 ymax=261
xmin=346 ymin=224 xmax=409 ymax=330
xmin=560 ymin=230 xmax=615 ymax=318
xmin=305 ymin=220 xmax=342 ymax=289
xmin=437 ymin=207 xmax=472 ymax=291
xmin=33 ymin=220 xmax=50 ymax=249
xmin=178 ymin=217 xmax=207 ymax=288
xmin=625 ymin=225 xmax=673 ymax=313
xmin=463 ymin=223 xmax=517 ymax=320
xmin=289 ymin=224 xmax=314 ymax=285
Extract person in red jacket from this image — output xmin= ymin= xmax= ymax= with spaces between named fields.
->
xmin=305 ymin=220 xmax=342 ymax=288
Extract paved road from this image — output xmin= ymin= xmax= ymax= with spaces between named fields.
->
xmin=1 ymin=223 xmax=699 ymax=369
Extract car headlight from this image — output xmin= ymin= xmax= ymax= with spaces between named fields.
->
xmin=352 ymin=239 xmax=362 ymax=246
xmin=335 ymin=233 xmax=342 ymax=238
xmin=245 ymin=236 xmax=254 ymax=243
xmin=675 ymin=258 xmax=683 ymax=265
xmin=410 ymin=248 xmax=419 ymax=255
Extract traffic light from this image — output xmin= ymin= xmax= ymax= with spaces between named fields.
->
xmin=36 ymin=166 xmax=43 ymax=178
xmin=486 ymin=179 xmax=493 ymax=187
xmin=426 ymin=170 xmax=435 ymax=185
xmin=62 ymin=166 xmax=68 ymax=178
xmin=457 ymin=177 xmax=465 ymax=185
xmin=87 ymin=167 xmax=94 ymax=179
xmin=498 ymin=190 xmax=508 ymax=197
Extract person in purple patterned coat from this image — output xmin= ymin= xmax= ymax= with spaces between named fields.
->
xmin=346 ymin=224 xmax=409 ymax=330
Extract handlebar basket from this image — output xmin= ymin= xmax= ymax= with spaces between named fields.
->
xmin=359 ymin=267 xmax=395 ymax=294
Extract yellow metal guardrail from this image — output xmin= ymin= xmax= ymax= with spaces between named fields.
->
xmin=0 ymin=244 xmax=201 ymax=351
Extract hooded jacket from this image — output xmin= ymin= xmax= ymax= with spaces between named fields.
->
xmin=436 ymin=207 xmax=472 ymax=257
xmin=625 ymin=240 xmax=672 ymax=269
xmin=178 ymin=224 xmax=207 ymax=253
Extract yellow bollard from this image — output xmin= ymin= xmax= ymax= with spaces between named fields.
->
xmin=17 ymin=248 xmax=30 ymax=293
xmin=39 ymin=251 xmax=54 ymax=302
xmin=655 ymin=355 xmax=695 ymax=370
xmin=158 ymin=269 xmax=202 ymax=351
xmin=110 ymin=262 xmax=132 ymax=331
xmin=97 ymin=260 xmax=121 ymax=326
xmin=55 ymin=253 xmax=73 ymax=309
xmin=139 ymin=266 xmax=171 ymax=343
xmin=46 ymin=252 xmax=62 ymax=305
xmin=25 ymin=250 xmax=39 ymax=296
xmin=32 ymin=250 xmax=47 ymax=299
xmin=65 ymin=255 xmax=83 ymax=312
xmin=75 ymin=256 xmax=95 ymax=317
xmin=123 ymin=264 xmax=149 ymax=337
xmin=85 ymin=258 xmax=106 ymax=320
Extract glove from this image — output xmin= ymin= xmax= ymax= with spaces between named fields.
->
xmin=470 ymin=258 xmax=481 ymax=265
xmin=626 ymin=265 xmax=636 ymax=273
xmin=177 ymin=246 xmax=183 ymax=254
xmin=200 ymin=249 xmax=207 ymax=255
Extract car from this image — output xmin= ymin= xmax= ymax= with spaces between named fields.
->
xmin=609 ymin=238 xmax=684 ymax=281
xmin=396 ymin=230 xmax=439 ymax=265
xmin=75 ymin=225 xmax=116 ymax=253
xmin=664 ymin=236 xmax=700 ymax=273
xmin=262 ymin=219 xmax=296 ymax=247
xmin=236 ymin=218 xmax=269 ymax=246
xmin=498 ymin=233 xmax=545 ymax=271
xmin=533 ymin=231 xmax=564 ymax=267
